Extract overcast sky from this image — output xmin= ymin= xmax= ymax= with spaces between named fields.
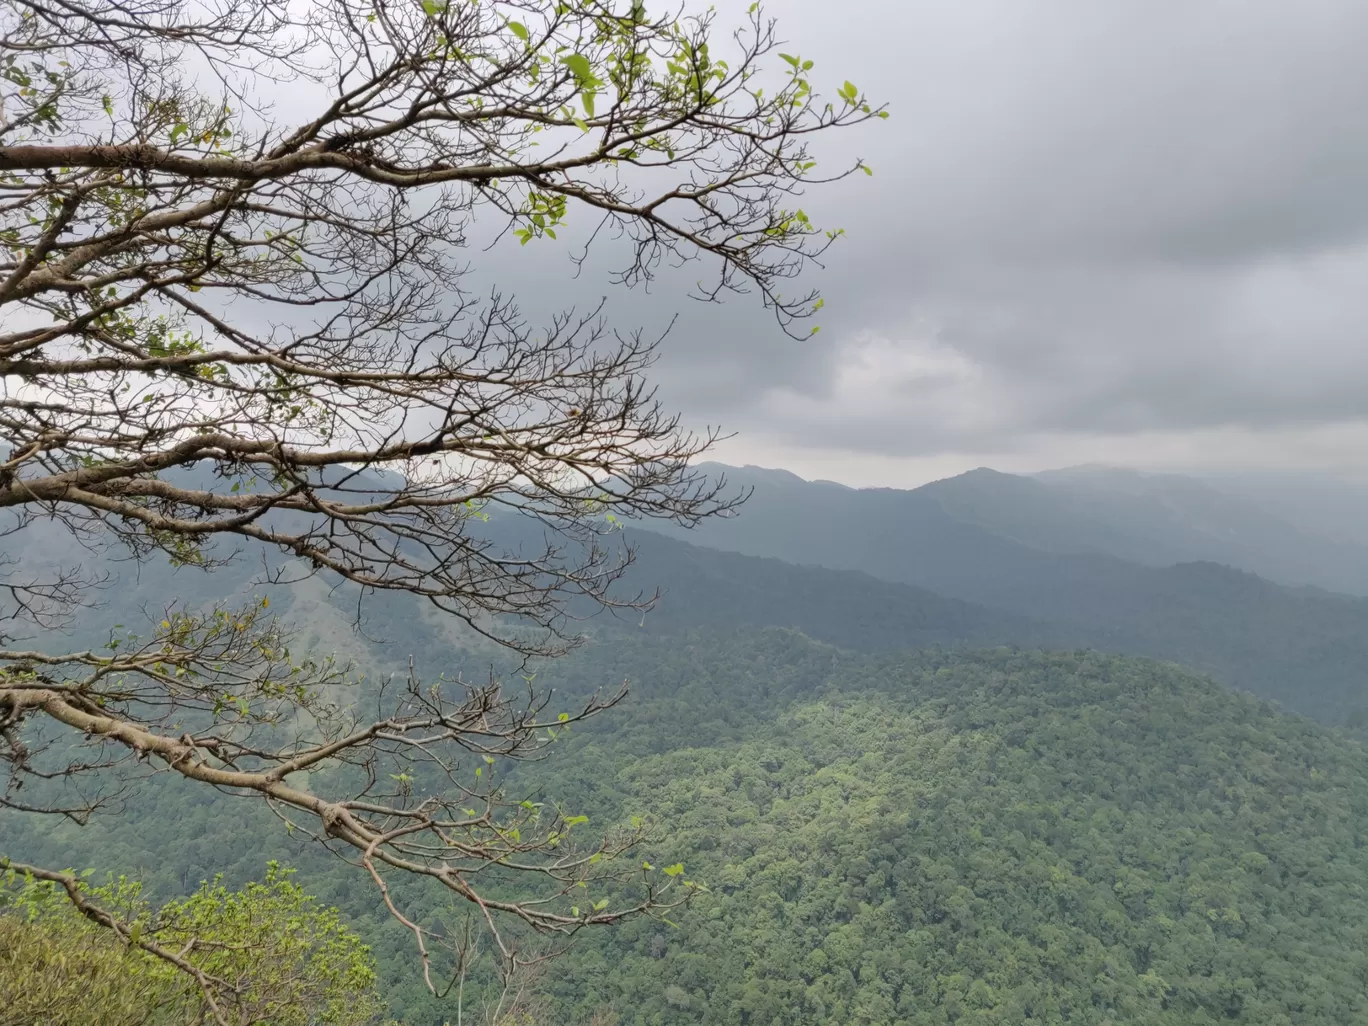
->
xmin=252 ymin=0 xmax=1368 ymax=489
xmin=542 ymin=0 xmax=1368 ymax=487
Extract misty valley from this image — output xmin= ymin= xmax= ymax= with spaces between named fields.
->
xmin=10 ymin=464 xmax=1368 ymax=1024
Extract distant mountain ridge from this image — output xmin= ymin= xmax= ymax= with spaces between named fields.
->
xmin=630 ymin=462 xmax=1368 ymax=726
xmin=18 ymin=458 xmax=1368 ymax=729
xmin=1026 ymin=464 xmax=1368 ymax=593
xmin=683 ymin=461 xmax=1368 ymax=596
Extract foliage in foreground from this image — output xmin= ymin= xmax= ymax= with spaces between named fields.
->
xmin=0 ymin=862 xmax=388 ymax=1026
xmin=0 ymin=0 xmax=876 ymax=997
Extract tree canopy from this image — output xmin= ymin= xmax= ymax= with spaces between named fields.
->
xmin=513 ymin=634 xmax=1368 ymax=1026
xmin=12 ymin=631 xmax=1368 ymax=1024
xmin=0 ymin=861 xmax=387 ymax=1026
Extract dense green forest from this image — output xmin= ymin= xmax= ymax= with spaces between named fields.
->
xmin=13 ymin=469 xmax=1368 ymax=1023
xmin=539 ymin=635 xmax=1368 ymax=1025
xmin=10 ymin=629 xmax=1368 ymax=1024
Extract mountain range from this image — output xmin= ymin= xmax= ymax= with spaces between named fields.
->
xmin=619 ymin=462 xmax=1368 ymax=726
xmin=13 ymin=460 xmax=1368 ymax=1023
xmin=645 ymin=462 xmax=1368 ymax=597
xmin=17 ymin=460 xmax=1368 ymax=728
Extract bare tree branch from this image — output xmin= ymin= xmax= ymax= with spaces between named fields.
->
xmin=0 ymin=0 xmax=875 ymax=1007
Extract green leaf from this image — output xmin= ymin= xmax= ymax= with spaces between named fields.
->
xmin=565 ymin=815 xmax=590 ymax=827
xmin=507 ymin=20 xmax=530 ymax=41
xmin=663 ymin=863 xmax=685 ymax=877
xmin=561 ymin=53 xmax=595 ymax=87
xmin=862 ymin=165 xmax=873 ymax=176
xmin=421 ymin=0 xmax=447 ymax=14
xmin=779 ymin=53 xmax=800 ymax=69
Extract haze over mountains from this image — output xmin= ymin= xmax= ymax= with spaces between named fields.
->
xmin=14 ymin=460 xmax=1368 ymax=1023
xmin=620 ymin=462 xmax=1368 ymax=727
xmin=653 ymin=462 xmax=1368 ymax=597
xmin=19 ymin=458 xmax=1368 ymax=732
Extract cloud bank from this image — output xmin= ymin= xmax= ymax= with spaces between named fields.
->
xmin=610 ymin=0 xmax=1368 ymax=485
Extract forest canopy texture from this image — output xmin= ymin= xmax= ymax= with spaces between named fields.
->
xmin=11 ymin=630 xmax=1368 ymax=1025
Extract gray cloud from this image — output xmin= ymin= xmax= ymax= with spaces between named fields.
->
xmin=170 ymin=0 xmax=1368 ymax=486
xmin=578 ymin=0 xmax=1368 ymax=483
xmin=300 ymin=0 xmax=1368 ymax=485
xmin=828 ymin=0 xmax=1368 ymax=264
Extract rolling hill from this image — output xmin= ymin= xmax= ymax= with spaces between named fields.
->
xmin=537 ymin=633 xmax=1368 ymax=1026
xmin=630 ymin=465 xmax=1368 ymax=725
xmin=12 ymin=630 xmax=1368 ymax=1025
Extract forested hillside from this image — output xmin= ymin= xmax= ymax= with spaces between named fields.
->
xmin=9 ymin=629 xmax=1368 ymax=1024
xmin=539 ymin=634 xmax=1368 ymax=1026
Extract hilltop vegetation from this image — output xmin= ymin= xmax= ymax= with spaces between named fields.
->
xmin=522 ymin=635 xmax=1368 ymax=1026
xmin=10 ymin=630 xmax=1368 ymax=1024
